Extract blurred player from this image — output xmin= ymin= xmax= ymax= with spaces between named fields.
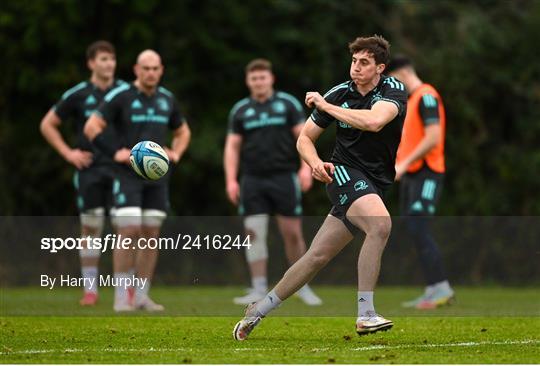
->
xmin=233 ymin=35 xmax=407 ymax=340
xmin=40 ymin=40 xmax=124 ymax=306
xmin=224 ymin=59 xmax=321 ymax=306
xmin=84 ymin=50 xmax=191 ymax=312
xmin=386 ymin=55 xmax=454 ymax=309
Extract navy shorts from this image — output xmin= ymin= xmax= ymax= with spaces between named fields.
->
xmin=73 ymin=164 xmax=115 ymax=212
xmin=400 ymin=166 xmax=444 ymax=216
xmin=326 ymin=164 xmax=385 ymax=234
xmin=112 ymin=166 xmax=170 ymax=212
xmin=239 ymin=172 xmax=302 ymax=216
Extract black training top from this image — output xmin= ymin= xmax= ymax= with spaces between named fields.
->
xmin=53 ymin=79 xmax=126 ymax=165
xmin=228 ymin=91 xmax=305 ymax=175
xmin=311 ymin=76 xmax=408 ymax=188
xmin=96 ymin=83 xmax=184 ymax=149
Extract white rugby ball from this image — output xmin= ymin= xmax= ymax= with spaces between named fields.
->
xmin=130 ymin=141 xmax=169 ymax=180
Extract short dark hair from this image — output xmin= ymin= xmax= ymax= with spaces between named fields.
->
xmin=385 ymin=54 xmax=413 ymax=73
xmin=348 ymin=35 xmax=390 ymax=65
xmin=245 ymin=58 xmax=272 ymax=74
xmin=86 ymin=40 xmax=115 ymax=60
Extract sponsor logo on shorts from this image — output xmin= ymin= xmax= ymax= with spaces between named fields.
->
xmin=339 ymin=193 xmax=348 ymax=205
xmin=354 ymin=180 xmax=368 ymax=191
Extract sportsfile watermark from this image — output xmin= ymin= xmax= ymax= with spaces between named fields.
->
xmin=41 ymin=233 xmax=252 ymax=253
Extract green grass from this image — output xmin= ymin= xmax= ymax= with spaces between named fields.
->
xmin=1 ymin=286 xmax=539 ymax=363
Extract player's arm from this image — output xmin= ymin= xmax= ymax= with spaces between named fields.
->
xmin=296 ymin=118 xmax=334 ymax=183
xmin=306 ymin=92 xmax=398 ymax=132
xmin=40 ymin=109 xmax=93 ymax=169
xmin=167 ymin=122 xmax=191 ymax=164
xmin=292 ymin=123 xmax=313 ymax=192
xmin=83 ymin=113 xmax=129 ymax=164
xmin=223 ymin=133 xmax=243 ymax=205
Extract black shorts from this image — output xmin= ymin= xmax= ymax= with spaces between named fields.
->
xmin=73 ymin=164 xmax=115 ymax=212
xmin=239 ymin=172 xmax=302 ymax=216
xmin=400 ymin=166 xmax=444 ymax=216
xmin=326 ymin=164 xmax=385 ymax=233
xmin=112 ymin=166 xmax=170 ymax=212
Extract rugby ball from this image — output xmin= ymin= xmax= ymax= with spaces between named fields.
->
xmin=130 ymin=141 xmax=169 ymax=180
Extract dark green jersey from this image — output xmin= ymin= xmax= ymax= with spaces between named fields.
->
xmin=311 ymin=76 xmax=407 ymax=188
xmin=53 ymin=79 xmax=126 ymax=165
xmin=96 ymin=83 xmax=185 ymax=149
xmin=228 ymin=91 xmax=305 ymax=175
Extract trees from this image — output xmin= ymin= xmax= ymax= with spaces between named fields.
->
xmin=1 ymin=0 xmax=539 ymax=215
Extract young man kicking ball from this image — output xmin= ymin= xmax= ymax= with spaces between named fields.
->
xmin=233 ymin=35 xmax=407 ymax=340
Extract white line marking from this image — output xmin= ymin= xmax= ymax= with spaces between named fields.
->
xmin=352 ymin=339 xmax=540 ymax=351
xmin=1 ymin=340 xmax=538 ymax=356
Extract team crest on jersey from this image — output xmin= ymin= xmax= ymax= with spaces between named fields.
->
xmin=244 ymin=108 xmax=256 ymax=118
xmin=157 ymin=98 xmax=169 ymax=111
xmin=272 ymin=101 xmax=286 ymax=113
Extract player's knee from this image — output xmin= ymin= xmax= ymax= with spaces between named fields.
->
xmin=80 ymin=207 xmax=105 ymax=236
xmin=114 ymin=207 xmax=142 ymax=233
xmin=306 ymin=249 xmax=332 ymax=269
xmin=366 ymin=217 xmax=392 ymax=241
xmin=405 ymin=216 xmax=426 ymax=235
xmin=244 ymin=215 xmax=269 ymax=262
xmin=142 ymin=209 xmax=167 ymax=228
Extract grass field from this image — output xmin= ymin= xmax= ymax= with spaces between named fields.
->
xmin=1 ymin=286 xmax=539 ymax=363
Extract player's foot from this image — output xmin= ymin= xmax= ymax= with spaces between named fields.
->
xmin=295 ymin=286 xmax=323 ymax=306
xmin=356 ymin=311 xmax=393 ymax=335
xmin=233 ymin=289 xmax=265 ymax=305
xmin=113 ymin=300 xmax=135 ymax=312
xmin=415 ymin=288 xmax=455 ymax=309
xmin=79 ymin=292 xmax=98 ymax=306
xmin=134 ymin=295 xmax=165 ymax=312
xmin=233 ymin=303 xmax=263 ymax=341
xmin=401 ymin=293 xmax=430 ymax=308
xmin=127 ymin=287 xmax=135 ymax=304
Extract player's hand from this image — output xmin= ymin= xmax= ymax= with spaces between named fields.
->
xmin=298 ymin=167 xmax=313 ymax=192
xmin=65 ymin=149 xmax=93 ymax=169
xmin=312 ymin=161 xmax=334 ymax=184
xmin=113 ymin=148 xmax=131 ymax=165
xmin=394 ymin=162 xmax=407 ymax=181
xmin=164 ymin=147 xmax=180 ymax=164
xmin=305 ymin=92 xmax=327 ymax=111
xmin=226 ymin=180 xmax=240 ymax=205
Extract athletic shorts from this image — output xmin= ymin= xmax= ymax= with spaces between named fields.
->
xmin=112 ymin=166 xmax=170 ymax=212
xmin=73 ymin=164 xmax=115 ymax=212
xmin=326 ymin=164 xmax=385 ymax=234
xmin=400 ymin=166 xmax=444 ymax=216
xmin=239 ymin=172 xmax=302 ymax=216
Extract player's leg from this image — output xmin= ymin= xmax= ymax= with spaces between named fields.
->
xmin=134 ymin=209 xmax=166 ymax=311
xmin=111 ymin=175 xmax=142 ymax=312
xmin=345 ymin=193 xmax=394 ymax=334
xmin=74 ymin=169 xmax=105 ymax=305
xmin=401 ymin=169 xmax=453 ymax=309
xmin=133 ymin=181 xmax=169 ymax=311
xmin=234 ymin=175 xmax=271 ymax=305
xmin=273 ymin=173 xmax=322 ymax=305
xmin=79 ymin=209 xmax=104 ymax=305
xmin=233 ymin=215 xmax=353 ymax=340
